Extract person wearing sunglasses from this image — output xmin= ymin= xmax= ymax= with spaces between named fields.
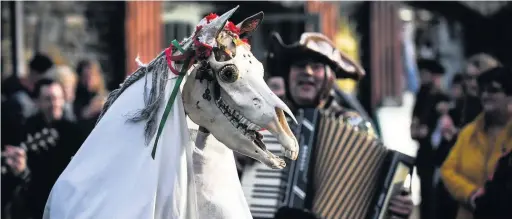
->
xmin=458 ymin=53 xmax=501 ymax=126
xmin=440 ymin=66 xmax=512 ymax=219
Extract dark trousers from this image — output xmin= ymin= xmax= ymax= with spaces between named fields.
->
xmin=417 ymin=164 xmax=435 ymax=219
xmin=435 ymin=181 xmax=458 ymax=219
xmin=416 ymin=141 xmax=436 ymax=219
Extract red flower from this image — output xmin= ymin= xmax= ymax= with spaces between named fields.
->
xmin=225 ymin=21 xmax=240 ymax=35
xmin=205 ymin=13 xmax=218 ymax=23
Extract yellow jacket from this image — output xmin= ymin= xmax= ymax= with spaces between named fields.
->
xmin=441 ymin=114 xmax=512 ymax=219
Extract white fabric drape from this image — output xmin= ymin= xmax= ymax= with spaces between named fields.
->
xmin=189 ymin=129 xmax=253 ymax=219
xmin=43 ymin=71 xmax=198 ymax=219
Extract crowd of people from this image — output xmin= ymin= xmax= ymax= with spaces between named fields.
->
xmin=411 ymin=54 xmax=512 ymax=219
xmin=1 ymin=53 xmax=108 ymax=219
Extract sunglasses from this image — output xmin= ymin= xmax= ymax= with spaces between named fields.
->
xmin=291 ymin=61 xmax=324 ymax=68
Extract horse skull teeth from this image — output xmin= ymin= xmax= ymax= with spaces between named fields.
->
xmin=216 ymin=98 xmax=272 ymax=151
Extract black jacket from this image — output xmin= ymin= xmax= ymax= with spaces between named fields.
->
xmin=474 ymin=150 xmax=512 ymax=219
xmin=1 ymin=168 xmax=32 ymax=219
xmin=17 ymin=113 xmax=85 ymax=218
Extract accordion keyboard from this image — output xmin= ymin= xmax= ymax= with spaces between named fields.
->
xmin=241 ymin=130 xmax=286 ymax=219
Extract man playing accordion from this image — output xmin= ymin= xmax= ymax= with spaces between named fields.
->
xmin=238 ymin=32 xmax=414 ymax=219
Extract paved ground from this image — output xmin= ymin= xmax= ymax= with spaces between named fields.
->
xmin=376 ymin=92 xmax=422 ymax=219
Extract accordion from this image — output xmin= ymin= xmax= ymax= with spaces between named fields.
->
xmin=281 ymin=109 xmax=415 ymax=219
xmin=241 ymin=108 xmax=415 ymax=219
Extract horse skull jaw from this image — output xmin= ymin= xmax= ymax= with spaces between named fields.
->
xmin=263 ymin=108 xmax=299 ymax=160
xmin=215 ymin=99 xmax=299 ymax=169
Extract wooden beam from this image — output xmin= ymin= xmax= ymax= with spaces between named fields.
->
xmin=369 ymin=1 xmax=403 ymax=108
xmin=125 ymin=1 xmax=163 ymax=76
xmin=305 ymin=1 xmax=339 ymax=40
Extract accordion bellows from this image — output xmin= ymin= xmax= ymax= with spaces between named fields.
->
xmin=311 ymin=111 xmax=388 ymax=219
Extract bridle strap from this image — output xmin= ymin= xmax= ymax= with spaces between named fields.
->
xmin=151 ymin=40 xmax=195 ymax=159
xmin=165 ymin=40 xmax=196 ymax=76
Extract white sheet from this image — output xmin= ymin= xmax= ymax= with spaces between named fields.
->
xmin=189 ymin=129 xmax=253 ymax=219
xmin=43 ymin=72 xmax=198 ymax=219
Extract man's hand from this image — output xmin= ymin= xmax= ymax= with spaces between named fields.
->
xmin=470 ymin=187 xmax=485 ymax=210
xmin=2 ymin=145 xmax=27 ymax=176
xmin=388 ymin=192 xmax=414 ymax=218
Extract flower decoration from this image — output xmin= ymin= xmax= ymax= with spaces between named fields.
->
xmin=225 ymin=21 xmax=240 ymax=35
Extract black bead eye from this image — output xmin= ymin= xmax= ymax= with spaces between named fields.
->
xmin=218 ymin=64 xmax=239 ymax=83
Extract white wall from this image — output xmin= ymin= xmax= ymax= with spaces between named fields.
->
xmin=376 ymin=91 xmax=421 ymax=205
xmin=161 ymin=3 xmax=214 ymax=26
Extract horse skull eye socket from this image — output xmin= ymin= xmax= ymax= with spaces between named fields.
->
xmin=218 ymin=65 xmax=239 ymax=83
xmin=213 ymin=48 xmax=234 ymax=62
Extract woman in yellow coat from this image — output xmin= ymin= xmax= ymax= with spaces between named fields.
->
xmin=441 ymin=66 xmax=512 ymax=219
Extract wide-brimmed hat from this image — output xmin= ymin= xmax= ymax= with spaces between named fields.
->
xmin=269 ymin=32 xmax=365 ymax=80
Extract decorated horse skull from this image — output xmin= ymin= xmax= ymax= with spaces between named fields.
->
xmin=182 ymin=8 xmax=299 ymax=168
xmin=43 ymin=6 xmax=298 ymax=219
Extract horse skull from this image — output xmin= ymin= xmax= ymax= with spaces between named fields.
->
xmin=182 ymin=9 xmax=299 ymax=169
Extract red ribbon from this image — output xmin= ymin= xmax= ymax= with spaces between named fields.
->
xmin=165 ymin=43 xmax=195 ymax=76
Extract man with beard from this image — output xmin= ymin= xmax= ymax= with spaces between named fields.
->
xmin=6 ymin=79 xmax=85 ymax=219
xmin=249 ymin=32 xmax=413 ymax=219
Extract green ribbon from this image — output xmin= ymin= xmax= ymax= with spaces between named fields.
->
xmin=172 ymin=40 xmax=185 ymax=53
xmin=151 ymin=42 xmax=191 ymax=159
